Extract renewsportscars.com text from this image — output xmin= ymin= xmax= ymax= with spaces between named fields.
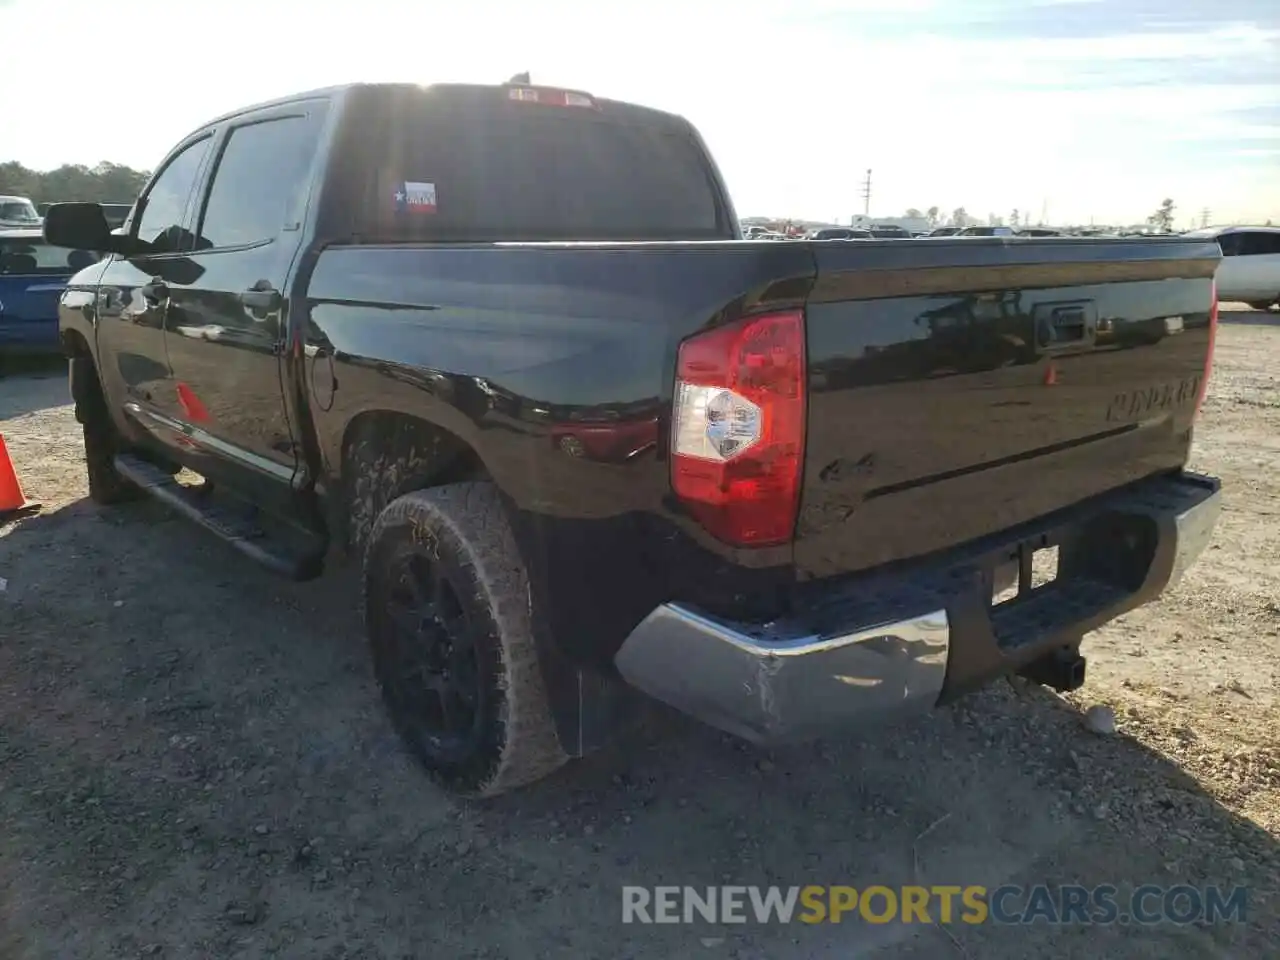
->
xmin=621 ymin=884 xmax=1248 ymax=926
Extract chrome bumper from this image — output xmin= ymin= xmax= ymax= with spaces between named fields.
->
xmin=615 ymin=605 xmax=950 ymax=745
xmin=615 ymin=472 xmax=1221 ymax=746
xmin=1167 ymin=479 xmax=1221 ymax=588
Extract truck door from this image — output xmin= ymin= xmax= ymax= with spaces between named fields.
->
xmin=91 ymin=134 xmax=213 ymax=440
xmin=161 ymin=102 xmax=327 ymax=514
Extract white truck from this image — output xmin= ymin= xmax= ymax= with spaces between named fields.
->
xmin=0 ymin=195 xmax=41 ymax=228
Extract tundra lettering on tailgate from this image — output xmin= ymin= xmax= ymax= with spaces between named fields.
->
xmin=1106 ymin=374 xmax=1202 ymax=422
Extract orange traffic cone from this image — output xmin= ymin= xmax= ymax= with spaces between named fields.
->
xmin=0 ymin=434 xmax=38 ymax=519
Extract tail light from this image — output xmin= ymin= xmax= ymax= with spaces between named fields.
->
xmin=1195 ymin=279 xmax=1218 ymax=414
xmin=670 ymin=310 xmax=806 ymax=547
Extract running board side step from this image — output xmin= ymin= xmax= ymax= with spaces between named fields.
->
xmin=113 ymin=453 xmax=325 ymax=581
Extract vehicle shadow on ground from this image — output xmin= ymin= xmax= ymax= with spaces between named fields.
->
xmin=0 ymin=500 xmax=1275 ymax=960
xmin=1219 ymin=308 xmax=1279 ymax=327
xmin=0 ymin=358 xmax=69 ymax=420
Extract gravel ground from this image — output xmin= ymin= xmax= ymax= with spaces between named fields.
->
xmin=1 ymin=306 xmax=1277 ymax=959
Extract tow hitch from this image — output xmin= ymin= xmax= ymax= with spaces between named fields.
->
xmin=1017 ymin=647 xmax=1087 ymax=692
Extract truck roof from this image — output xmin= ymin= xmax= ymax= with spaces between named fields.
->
xmin=188 ymin=81 xmax=690 ymax=140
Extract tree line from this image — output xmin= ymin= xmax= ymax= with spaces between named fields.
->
xmin=899 ymin=199 xmax=1189 ymax=231
xmin=0 ymin=161 xmax=151 ymax=206
xmin=900 ymin=207 xmax=988 ymax=228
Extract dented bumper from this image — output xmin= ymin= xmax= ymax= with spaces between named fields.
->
xmin=615 ymin=604 xmax=950 ymax=744
xmin=615 ymin=470 xmax=1221 ymax=745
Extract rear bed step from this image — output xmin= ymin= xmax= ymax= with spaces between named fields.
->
xmin=113 ymin=454 xmax=325 ymax=580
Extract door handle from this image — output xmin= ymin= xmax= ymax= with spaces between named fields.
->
xmin=240 ymin=282 xmax=282 ymax=313
xmin=140 ymin=278 xmax=169 ymax=305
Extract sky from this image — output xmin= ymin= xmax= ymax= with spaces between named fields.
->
xmin=2 ymin=0 xmax=1277 ymax=227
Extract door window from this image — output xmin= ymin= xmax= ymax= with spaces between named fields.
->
xmin=196 ymin=114 xmax=322 ymax=250
xmin=1235 ymin=231 xmax=1280 ymax=257
xmin=134 ymin=137 xmax=212 ymax=251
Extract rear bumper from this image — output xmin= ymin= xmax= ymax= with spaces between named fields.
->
xmin=615 ymin=470 xmax=1221 ymax=745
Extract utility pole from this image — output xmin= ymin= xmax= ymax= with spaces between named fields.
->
xmin=860 ymin=169 xmax=872 ymax=217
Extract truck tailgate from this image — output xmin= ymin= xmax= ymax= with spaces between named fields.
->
xmin=795 ymin=238 xmax=1220 ymax=579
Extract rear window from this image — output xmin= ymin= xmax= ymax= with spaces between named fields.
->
xmin=328 ymin=87 xmax=728 ymax=242
xmin=0 ymin=238 xmax=100 ymax=275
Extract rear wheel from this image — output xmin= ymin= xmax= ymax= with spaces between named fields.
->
xmin=363 ymin=482 xmax=566 ymax=797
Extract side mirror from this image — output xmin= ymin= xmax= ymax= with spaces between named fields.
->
xmin=43 ymin=202 xmax=130 ymax=255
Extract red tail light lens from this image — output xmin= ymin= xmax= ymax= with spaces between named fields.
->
xmin=670 ymin=310 xmax=806 ymax=547
xmin=1195 ymin=279 xmax=1218 ymax=414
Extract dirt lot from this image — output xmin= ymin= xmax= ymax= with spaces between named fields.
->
xmin=1 ymin=307 xmax=1277 ymax=959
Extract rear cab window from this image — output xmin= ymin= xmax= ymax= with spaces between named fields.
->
xmin=324 ymin=85 xmax=732 ymax=242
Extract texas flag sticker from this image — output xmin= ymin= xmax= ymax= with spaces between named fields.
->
xmin=396 ymin=181 xmax=437 ymax=214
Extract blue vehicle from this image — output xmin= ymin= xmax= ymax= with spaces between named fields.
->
xmin=0 ymin=228 xmax=100 ymax=356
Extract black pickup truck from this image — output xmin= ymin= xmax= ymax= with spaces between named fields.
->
xmin=47 ymin=80 xmax=1222 ymax=798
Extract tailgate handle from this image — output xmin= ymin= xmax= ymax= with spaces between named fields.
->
xmin=1035 ymin=301 xmax=1097 ymax=353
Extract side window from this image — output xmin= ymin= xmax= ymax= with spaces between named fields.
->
xmin=197 ymin=114 xmax=321 ymax=250
xmin=1216 ymin=233 xmax=1241 ymax=257
xmin=1236 ymin=231 xmax=1280 ymax=257
xmin=134 ymin=137 xmax=212 ymax=250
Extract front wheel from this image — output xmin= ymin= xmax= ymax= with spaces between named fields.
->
xmin=363 ymin=483 xmax=566 ymax=797
xmin=75 ymin=368 xmax=140 ymax=506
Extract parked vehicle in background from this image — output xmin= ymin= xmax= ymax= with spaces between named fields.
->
xmin=1182 ymin=225 xmax=1280 ymax=310
xmin=924 ymin=226 xmax=961 ymax=237
xmin=0 ymin=228 xmax=100 ymax=356
xmin=0 ymin=196 xmax=42 ymax=228
xmin=100 ymin=203 xmax=134 ymax=229
xmin=811 ymin=226 xmax=872 ymax=240
xmin=957 ymin=225 xmax=1016 ymax=237
xmin=49 ymin=79 xmax=1222 ymax=799
xmin=867 ymin=225 xmax=912 ymax=239
xmin=1016 ymin=228 xmax=1063 ymax=238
